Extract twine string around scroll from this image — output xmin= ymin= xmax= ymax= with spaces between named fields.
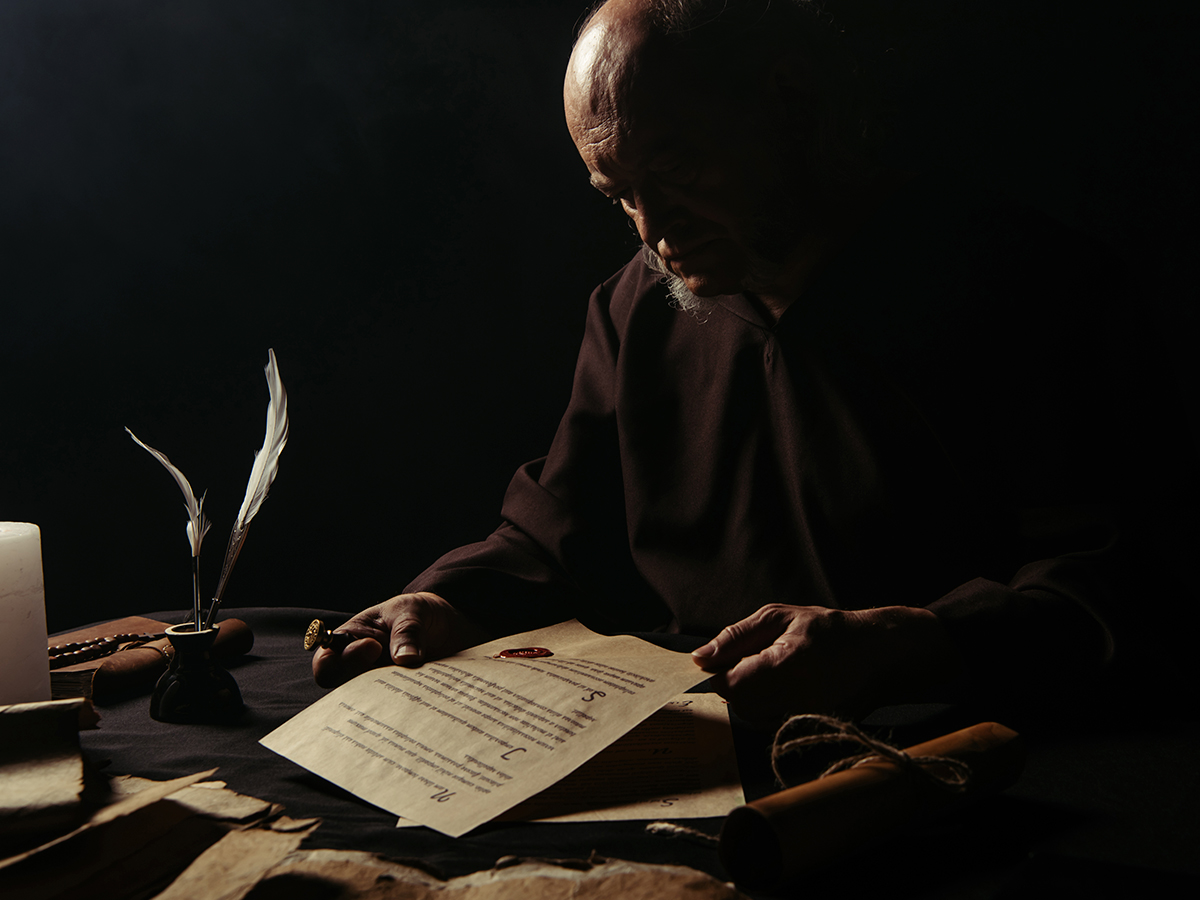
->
xmin=771 ymin=713 xmax=972 ymax=791
xmin=646 ymin=712 xmax=973 ymax=846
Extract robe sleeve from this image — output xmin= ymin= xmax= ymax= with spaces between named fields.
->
xmin=404 ymin=266 xmax=670 ymax=638
xmin=926 ymin=539 xmax=1119 ymax=701
xmin=914 ymin=205 xmax=1181 ymax=703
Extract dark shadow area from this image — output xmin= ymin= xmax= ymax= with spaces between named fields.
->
xmin=2 ymin=0 xmax=1195 ymax=643
xmin=995 ymin=852 xmax=1200 ymax=900
xmin=781 ymin=795 xmax=1097 ymax=900
xmin=243 ymin=872 xmax=347 ymax=900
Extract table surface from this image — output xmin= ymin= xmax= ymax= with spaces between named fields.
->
xmin=73 ymin=607 xmax=1200 ymax=899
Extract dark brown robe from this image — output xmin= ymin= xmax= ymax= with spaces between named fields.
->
xmin=409 ymin=181 xmax=1138 ymax=698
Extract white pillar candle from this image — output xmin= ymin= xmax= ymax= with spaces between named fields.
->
xmin=0 ymin=522 xmax=52 ymax=705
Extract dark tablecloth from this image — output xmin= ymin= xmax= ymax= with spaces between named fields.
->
xmin=72 ymin=607 xmax=1199 ymax=899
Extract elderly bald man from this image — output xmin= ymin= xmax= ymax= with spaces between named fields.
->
xmin=313 ymin=0 xmax=1121 ymax=723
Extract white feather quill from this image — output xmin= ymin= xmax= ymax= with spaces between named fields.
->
xmin=236 ymin=347 xmax=289 ymax=530
xmin=125 ymin=428 xmax=212 ymax=557
xmin=126 ymin=427 xmax=212 ymax=628
xmin=205 ymin=349 xmax=288 ymax=627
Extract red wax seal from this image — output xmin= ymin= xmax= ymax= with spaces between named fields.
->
xmin=494 ymin=647 xmax=553 ymax=659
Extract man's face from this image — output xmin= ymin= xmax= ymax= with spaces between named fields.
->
xmin=565 ymin=40 xmax=813 ymax=299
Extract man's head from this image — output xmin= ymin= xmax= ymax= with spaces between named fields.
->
xmin=564 ymin=0 xmax=875 ymax=313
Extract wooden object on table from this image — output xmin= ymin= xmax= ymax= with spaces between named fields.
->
xmin=49 ymin=616 xmax=254 ymax=704
xmin=719 ymin=721 xmax=1025 ymax=890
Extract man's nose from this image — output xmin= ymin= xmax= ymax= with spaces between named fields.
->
xmin=625 ymin=182 xmax=684 ymax=247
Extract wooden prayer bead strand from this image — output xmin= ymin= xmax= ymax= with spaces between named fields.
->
xmin=48 ymin=632 xmax=162 ymax=669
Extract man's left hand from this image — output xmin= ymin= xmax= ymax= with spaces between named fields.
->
xmin=691 ymin=604 xmax=963 ymax=724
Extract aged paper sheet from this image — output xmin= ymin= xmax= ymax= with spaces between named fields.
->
xmin=0 ymin=698 xmax=87 ymax=823
xmin=499 ymin=692 xmax=743 ymax=823
xmin=398 ymin=692 xmax=744 ymax=825
xmin=261 ymin=620 xmax=711 ymax=836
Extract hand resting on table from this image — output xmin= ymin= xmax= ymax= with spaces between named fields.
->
xmin=311 ymin=592 xmax=487 ymax=688
xmin=691 ymin=604 xmax=964 ymax=724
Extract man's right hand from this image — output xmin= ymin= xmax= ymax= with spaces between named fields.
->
xmin=311 ymin=592 xmax=487 ymax=688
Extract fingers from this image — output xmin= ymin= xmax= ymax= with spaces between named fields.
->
xmin=310 ymin=596 xmax=422 ymax=687
xmin=706 ymin=645 xmax=805 ymax=723
xmin=691 ymin=604 xmax=798 ymax=671
xmin=311 ymin=592 xmax=480 ymax=688
xmin=692 ymin=605 xmax=854 ymax=723
xmin=312 ymin=636 xmax=383 ymax=688
xmin=389 ymin=610 xmax=424 ymax=667
xmin=388 ymin=591 xmax=486 ymax=664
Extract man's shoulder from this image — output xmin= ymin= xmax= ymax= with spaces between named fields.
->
xmin=598 ymin=249 xmax=662 ymax=299
xmin=590 ymin=249 xmax=671 ymax=331
xmin=878 ymin=175 xmax=1117 ymax=279
xmin=833 ymin=174 xmax=1123 ymax=322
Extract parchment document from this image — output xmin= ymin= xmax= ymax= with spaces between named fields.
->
xmin=261 ymin=620 xmax=711 ymax=836
xmin=483 ymin=692 xmax=742 ymax=823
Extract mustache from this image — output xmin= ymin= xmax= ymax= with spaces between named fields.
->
xmin=640 ymin=244 xmax=718 ymax=319
xmin=641 ymin=237 xmax=786 ymax=309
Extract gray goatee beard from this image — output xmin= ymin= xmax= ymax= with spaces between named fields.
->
xmin=641 ymin=245 xmax=718 ymax=318
xmin=641 ymin=242 xmax=787 ymax=321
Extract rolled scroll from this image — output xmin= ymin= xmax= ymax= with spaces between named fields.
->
xmin=719 ymin=721 xmax=1025 ymax=890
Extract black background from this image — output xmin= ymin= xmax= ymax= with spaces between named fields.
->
xmin=2 ymin=0 xmax=1195 ymax=633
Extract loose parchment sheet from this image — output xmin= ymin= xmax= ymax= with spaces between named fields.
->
xmin=440 ymin=692 xmax=743 ymax=825
xmin=261 ymin=620 xmax=713 ymax=836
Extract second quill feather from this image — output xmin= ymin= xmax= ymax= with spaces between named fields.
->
xmin=126 ymin=349 xmax=288 ymax=632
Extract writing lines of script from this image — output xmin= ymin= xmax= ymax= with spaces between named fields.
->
xmin=321 ymin=701 xmax=515 ymax=803
xmin=376 ymin=663 xmax=595 ymax=755
xmin=492 ymin=656 xmax=656 ymax=703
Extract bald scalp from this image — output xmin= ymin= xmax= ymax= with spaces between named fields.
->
xmin=569 ymin=0 xmax=808 ymax=100
xmin=565 ymin=0 xmax=878 ymax=186
xmin=564 ymin=0 xmax=674 ymax=146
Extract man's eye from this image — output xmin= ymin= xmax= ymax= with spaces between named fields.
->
xmin=653 ymin=159 xmax=699 ymax=185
